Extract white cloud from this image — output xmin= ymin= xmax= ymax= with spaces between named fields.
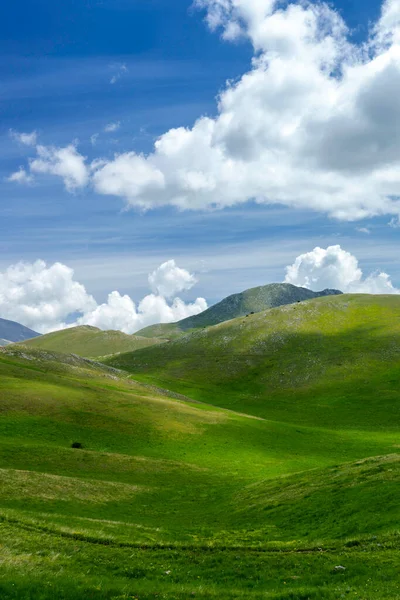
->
xmin=389 ymin=216 xmax=400 ymax=227
xmin=285 ymin=245 xmax=400 ymax=294
xmin=8 ymin=141 xmax=89 ymax=191
xmin=148 ymin=259 xmax=197 ymax=298
xmin=0 ymin=260 xmax=207 ymax=334
xmin=10 ymin=130 xmax=38 ymax=146
xmin=10 ymin=0 xmax=400 ymax=221
xmin=91 ymin=152 xmax=165 ymax=207
xmin=0 ymin=260 xmax=97 ymax=333
xmin=87 ymin=0 xmax=400 ymax=220
xmin=7 ymin=168 xmax=33 ymax=185
xmin=110 ymin=63 xmax=128 ymax=85
xmin=356 ymin=227 xmax=371 ymax=234
xmin=80 ymin=290 xmax=207 ymax=333
xmin=104 ymin=122 xmax=121 ymax=133
xmin=90 ymin=133 xmax=99 ymax=146
xmin=30 ymin=144 xmax=89 ymax=191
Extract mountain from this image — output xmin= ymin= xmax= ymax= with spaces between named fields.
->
xmin=23 ymin=325 xmax=164 ymax=358
xmin=1 ymin=300 xmax=399 ymax=598
xmin=0 ymin=317 xmax=40 ymax=345
xmin=108 ymin=293 xmax=400 ymax=428
xmin=137 ymin=282 xmax=342 ymax=339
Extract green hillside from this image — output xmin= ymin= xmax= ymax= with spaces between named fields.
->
xmin=137 ymin=283 xmax=342 ymax=340
xmin=2 ymin=292 xmax=400 ymax=598
xmin=23 ymin=325 xmax=164 ymax=358
xmin=135 ymin=321 xmax=186 ymax=340
xmin=108 ymin=293 xmax=400 ymax=428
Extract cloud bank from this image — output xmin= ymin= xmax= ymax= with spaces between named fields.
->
xmin=0 ymin=260 xmax=207 ymax=334
xmin=8 ymin=0 xmax=400 ymax=220
xmin=285 ymin=245 xmax=400 ymax=294
xmin=1 ymin=248 xmax=398 ymax=334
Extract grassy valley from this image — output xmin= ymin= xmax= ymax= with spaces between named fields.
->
xmin=0 ymin=293 xmax=399 ymax=598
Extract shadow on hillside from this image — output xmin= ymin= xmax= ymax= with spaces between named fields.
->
xmin=112 ymin=323 xmax=400 ymax=430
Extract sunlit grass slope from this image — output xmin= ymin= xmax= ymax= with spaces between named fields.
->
xmin=23 ymin=325 xmax=164 ymax=358
xmin=108 ymin=294 xmax=400 ymax=430
xmin=0 ymin=337 xmax=399 ymax=598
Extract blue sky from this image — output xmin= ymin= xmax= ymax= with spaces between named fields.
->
xmin=1 ymin=0 xmax=400 ymax=332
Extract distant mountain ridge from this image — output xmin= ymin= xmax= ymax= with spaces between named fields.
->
xmin=137 ymin=283 xmax=343 ymax=340
xmin=0 ymin=317 xmax=40 ymax=346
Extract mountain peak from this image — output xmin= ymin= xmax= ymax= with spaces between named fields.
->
xmin=0 ymin=317 xmax=41 ymax=346
xmin=137 ymin=283 xmax=342 ymax=339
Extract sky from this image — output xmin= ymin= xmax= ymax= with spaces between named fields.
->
xmin=1 ymin=0 xmax=400 ymax=333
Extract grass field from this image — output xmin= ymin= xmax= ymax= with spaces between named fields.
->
xmin=1 ymin=295 xmax=400 ymax=598
xmin=23 ymin=325 xmax=164 ymax=358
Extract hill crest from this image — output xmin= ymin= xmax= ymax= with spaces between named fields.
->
xmin=137 ymin=282 xmax=342 ymax=339
xmin=23 ymin=324 xmax=164 ymax=358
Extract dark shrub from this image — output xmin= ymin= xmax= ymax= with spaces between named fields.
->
xmin=71 ymin=442 xmax=83 ymax=449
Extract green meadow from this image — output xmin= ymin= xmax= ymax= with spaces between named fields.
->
xmin=24 ymin=325 xmax=163 ymax=359
xmin=1 ymin=294 xmax=400 ymax=598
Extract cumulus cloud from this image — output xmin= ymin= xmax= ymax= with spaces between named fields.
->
xmin=9 ymin=0 xmax=400 ymax=221
xmin=79 ymin=291 xmax=207 ymax=333
xmin=0 ymin=260 xmax=207 ymax=334
xmin=0 ymin=260 xmax=97 ymax=333
xmin=148 ymin=259 xmax=197 ymax=297
xmin=104 ymin=122 xmax=121 ymax=133
xmin=8 ymin=138 xmax=89 ymax=190
xmin=30 ymin=144 xmax=89 ymax=191
xmin=7 ymin=168 xmax=33 ymax=184
xmin=285 ymin=245 xmax=400 ymax=294
xmin=10 ymin=130 xmax=38 ymax=146
xmin=91 ymin=152 xmax=165 ymax=207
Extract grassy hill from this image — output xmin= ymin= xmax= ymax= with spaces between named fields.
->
xmin=23 ymin=325 xmax=164 ymax=358
xmin=1 ymin=291 xmax=400 ymax=598
xmin=0 ymin=317 xmax=40 ymax=344
xmin=137 ymin=283 xmax=342 ymax=340
xmin=135 ymin=321 xmax=186 ymax=340
xmin=108 ymin=294 xmax=400 ymax=429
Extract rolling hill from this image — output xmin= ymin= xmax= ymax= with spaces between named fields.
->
xmin=23 ymin=324 xmax=164 ymax=358
xmin=1 ymin=293 xmax=400 ymax=599
xmin=137 ymin=282 xmax=342 ymax=340
xmin=0 ymin=317 xmax=40 ymax=346
xmin=108 ymin=293 xmax=400 ymax=428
